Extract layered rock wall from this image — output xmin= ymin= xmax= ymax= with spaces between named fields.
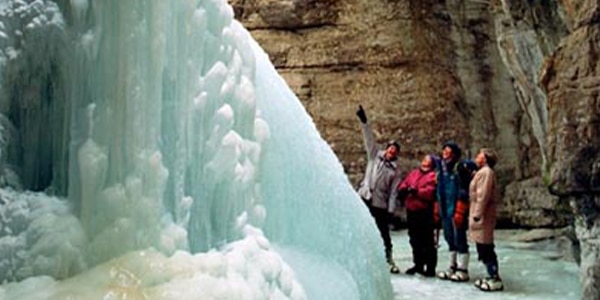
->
xmin=541 ymin=1 xmax=600 ymax=297
xmin=232 ymin=0 xmax=468 ymax=180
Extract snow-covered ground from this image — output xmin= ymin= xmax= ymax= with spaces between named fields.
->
xmin=390 ymin=229 xmax=580 ymax=300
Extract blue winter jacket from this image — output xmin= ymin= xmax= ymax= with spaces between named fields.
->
xmin=435 ymin=159 xmax=472 ymax=219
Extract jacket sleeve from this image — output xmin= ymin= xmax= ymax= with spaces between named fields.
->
xmin=417 ymin=171 xmax=436 ymax=202
xmin=457 ymin=160 xmax=472 ymax=200
xmin=458 ymin=190 xmax=468 ymax=201
xmin=432 ymin=158 xmax=441 ymax=201
xmin=457 ymin=177 xmax=469 ymax=200
xmin=397 ymin=170 xmax=411 ymax=191
xmin=388 ymin=171 xmax=403 ymax=213
xmin=361 ymin=123 xmax=378 ymax=161
xmin=471 ymin=168 xmax=495 ymax=218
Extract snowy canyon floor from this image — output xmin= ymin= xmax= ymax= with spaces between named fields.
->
xmin=390 ymin=229 xmax=580 ymax=299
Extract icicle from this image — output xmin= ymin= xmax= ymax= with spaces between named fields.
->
xmin=70 ymin=0 xmax=89 ymax=26
xmin=78 ymin=103 xmax=107 ymax=235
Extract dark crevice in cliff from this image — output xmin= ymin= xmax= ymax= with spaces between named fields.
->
xmin=231 ymin=0 xmax=246 ymax=20
xmin=246 ymin=22 xmax=337 ymax=32
xmin=275 ymin=58 xmax=458 ymax=72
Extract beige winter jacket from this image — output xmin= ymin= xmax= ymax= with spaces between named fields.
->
xmin=468 ymin=165 xmax=498 ymax=244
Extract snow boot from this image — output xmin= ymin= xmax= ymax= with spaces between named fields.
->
xmin=389 ymin=263 xmax=400 ymax=274
xmin=449 ymin=253 xmax=470 ymax=282
xmin=477 ymin=276 xmax=504 ymax=292
xmin=476 ymin=261 xmax=502 ymax=290
xmin=474 ymin=278 xmax=485 ymax=288
xmin=407 ymin=250 xmax=426 ymax=275
xmin=386 ymin=249 xmax=400 ymax=274
xmin=437 ymin=251 xmax=457 ymax=280
xmin=424 ymin=247 xmax=437 ymax=277
xmin=405 ymin=265 xmax=423 ymax=275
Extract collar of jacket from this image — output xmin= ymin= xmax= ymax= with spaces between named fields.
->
xmin=378 ymin=152 xmax=397 ymax=168
xmin=419 ymin=167 xmax=433 ymax=174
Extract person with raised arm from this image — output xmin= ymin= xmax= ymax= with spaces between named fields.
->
xmin=355 ymin=105 xmax=402 ymax=274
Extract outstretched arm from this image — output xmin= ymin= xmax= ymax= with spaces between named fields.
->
xmin=357 ymin=105 xmax=377 ymax=160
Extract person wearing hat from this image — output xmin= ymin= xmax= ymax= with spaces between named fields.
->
xmin=435 ymin=141 xmax=474 ymax=282
xmin=355 ymin=105 xmax=402 ymax=274
xmin=469 ymin=148 xmax=503 ymax=291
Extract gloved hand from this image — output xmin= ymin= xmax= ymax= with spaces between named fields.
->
xmin=433 ymin=201 xmax=441 ymax=229
xmin=396 ymin=188 xmax=408 ymax=201
xmin=406 ymin=186 xmax=417 ymax=195
xmin=356 ymin=105 xmax=367 ymax=123
xmin=453 ymin=199 xmax=469 ymax=229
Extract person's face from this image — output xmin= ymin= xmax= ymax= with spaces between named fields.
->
xmin=385 ymin=145 xmax=398 ymax=160
xmin=475 ymin=152 xmax=486 ymax=168
xmin=442 ymin=146 xmax=453 ymax=161
xmin=421 ymin=155 xmax=433 ymax=170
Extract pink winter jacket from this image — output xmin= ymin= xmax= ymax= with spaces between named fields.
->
xmin=468 ymin=166 xmax=498 ymax=244
xmin=397 ymin=168 xmax=436 ymax=212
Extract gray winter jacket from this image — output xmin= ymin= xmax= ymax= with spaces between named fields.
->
xmin=357 ymin=123 xmax=400 ymax=212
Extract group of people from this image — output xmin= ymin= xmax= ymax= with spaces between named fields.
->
xmin=355 ymin=105 xmax=504 ymax=292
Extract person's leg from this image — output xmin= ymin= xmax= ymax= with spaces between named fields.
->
xmin=437 ymin=217 xmax=457 ymax=279
xmin=425 ymin=246 xmax=438 ymax=277
xmin=476 ymin=243 xmax=503 ymax=291
xmin=406 ymin=211 xmax=419 ymax=267
xmin=477 ymin=243 xmax=499 ymax=277
xmin=450 ymin=227 xmax=470 ymax=282
xmin=442 ymin=217 xmax=456 ymax=252
xmin=485 ymin=253 xmax=499 ymax=279
xmin=375 ymin=209 xmax=393 ymax=257
xmin=406 ymin=210 xmax=425 ymax=274
xmin=422 ymin=208 xmax=437 ymax=276
xmin=369 ymin=206 xmax=390 ymax=252
xmin=455 ymin=227 xmax=469 ymax=254
xmin=371 ymin=206 xmax=398 ymax=273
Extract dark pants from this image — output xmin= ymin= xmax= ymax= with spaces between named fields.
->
xmin=476 ymin=243 xmax=499 ymax=277
xmin=442 ymin=216 xmax=469 ymax=253
xmin=367 ymin=204 xmax=392 ymax=256
xmin=407 ymin=208 xmax=437 ymax=271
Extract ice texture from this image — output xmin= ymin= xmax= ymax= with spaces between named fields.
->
xmin=0 ymin=0 xmax=391 ymax=299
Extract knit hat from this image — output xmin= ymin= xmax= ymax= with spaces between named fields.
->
xmin=442 ymin=140 xmax=462 ymax=160
xmin=386 ymin=140 xmax=401 ymax=152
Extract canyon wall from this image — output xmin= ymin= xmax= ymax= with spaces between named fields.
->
xmin=230 ymin=0 xmax=576 ymax=228
xmin=541 ymin=0 xmax=600 ymax=298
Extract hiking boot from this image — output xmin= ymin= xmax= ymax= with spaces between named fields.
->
xmin=437 ymin=266 xmax=456 ymax=280
xmin=449 ymin=253 xmax=470 ymax=282
xmin=422 ymin=268 xmax=436 ymax=277
xmin=477 ymin=277 xmax=504 ymax=292
xmin=405 ymin=265 xmax=423 ymax=275
xmin=449 ymin=269 xmax=469 ymax=282
xmin=437 ymin=251 xmax=457 ymax=279
xmin=389 ymin=263 xmax=400 ymax=274
xmin=474 ymin=278 xmax=485 ymax=288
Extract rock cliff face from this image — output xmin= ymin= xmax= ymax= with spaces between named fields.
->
xmin=492 ymin=0 xmax=571 ymax=227
xmin=230 ymin=0 xmax=599 ymax=296
xmin=540 ymin=1 xmax=600 ymax=298
xmin=230 ymin=0 xmax=573 ymax=227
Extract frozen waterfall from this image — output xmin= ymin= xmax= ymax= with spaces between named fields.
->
xmin=0 ymin=0 xmax=392 ymax=299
